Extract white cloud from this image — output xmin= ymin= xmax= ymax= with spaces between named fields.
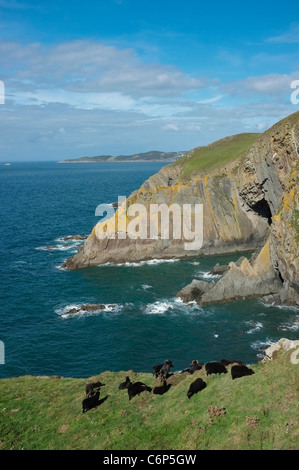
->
xmin=266 ymin=23 xmax=299 ymax=44
xmin=0 ymin=40 xmax=203 ymax=98
xmin=223 ymin=72 xmax=299 ymax=97
xmin=162 ymin=123 xmax=180 ymax=131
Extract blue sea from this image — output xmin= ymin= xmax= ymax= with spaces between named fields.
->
xmin=0 ymin=161 xmax=298 ymax=379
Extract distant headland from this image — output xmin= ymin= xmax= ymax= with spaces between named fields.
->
xmin=57 ymin=150 xmax=187 ymax=164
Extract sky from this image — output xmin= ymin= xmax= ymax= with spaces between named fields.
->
xmin=0 ymin=0 xmax=299 ymax=161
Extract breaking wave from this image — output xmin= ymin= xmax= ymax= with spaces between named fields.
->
xmin=100 ymin=258 xmax=180 ymax=267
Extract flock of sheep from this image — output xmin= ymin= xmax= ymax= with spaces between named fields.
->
xmin=82 ymin=358 xmax=255 ymax=413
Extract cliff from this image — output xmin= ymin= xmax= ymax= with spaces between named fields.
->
xmin=63 ymin=111 xmax=299 ymax=305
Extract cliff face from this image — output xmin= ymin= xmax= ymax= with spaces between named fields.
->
xmin=63 ymin=112 xmax=299 ymax=305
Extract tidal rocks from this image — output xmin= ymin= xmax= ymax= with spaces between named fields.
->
xmin=177 ymin=243 xmax=282 ymax=306
xmin=176 ymin=280 xmax=215 ymax=303
xmin=65 ymin=304 xmax=116 ymax=315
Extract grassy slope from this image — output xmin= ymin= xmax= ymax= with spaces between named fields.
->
xmin=174 ymin=133 xmax=260 ymax=180
xmin=0 ymin=350 xmax=298 ymax=450
xmin=174 ymin=111 xmax=299 ymax=181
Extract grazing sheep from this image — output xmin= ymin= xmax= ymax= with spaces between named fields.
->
xmin=153 ymin=380 xmax=172 ymax=396
xmin=189 ymin=360 xmax=203 ymax=374
xmin=180 ymin=359 xmax=203 ymax=374
xmin=205 ymin=362 xmax=228 ymax=376
xmin=187 ymin=378 xmax=207 ymax=399
xmin=231 ymin=364 xmax=255 ymax=380
xmin=118 ymin=376 xmax=131 ymax=390
xmin=127 ymin=382 xmax=152 ymax=401
xmin=82 ymin=391 xmax=101 ymax=413
xmin=159 ymin=359 xmax=174 ymax=382
xmin=152 ymin=364 xmax=164 ymax=378
xmin=85 ymin=381 xmax=105 ymax=397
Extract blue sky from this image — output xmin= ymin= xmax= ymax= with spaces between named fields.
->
xmin=1 ymin=0 xmax=299 ymax=161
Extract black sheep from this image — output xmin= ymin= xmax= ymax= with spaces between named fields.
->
xmin=159 ymin=359 xmax=174 ymax=381
xmin=127 ymin=381 xmax=152 ymax=401
xmin=153 ymin=381 xmax=172 ymax=396
xmin=189 ymin=360 xmax=203 ymax=374
xmin=82 ymin=391 xmax=101 ymax=413
xmin=85 ymin=381 xmax=105 ymax=397
xmin=152 ymin=364 xmax=164 ymax=378
xmin=205 ymin=361 xmax=228 ymax=376
xmin=231 ymin=364 xmax=255 ymax=380
xmin=118 ymin=376 xmax=131 ymax=390
xmin=187 ymin=378 xmax=207 ymax=399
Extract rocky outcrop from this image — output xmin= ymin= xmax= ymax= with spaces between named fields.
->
xmin=177 ymin=243 xmax=282 ymax=306
xmin=63 ymin=112 xmax=299 ymax=305
xmin=262 ymin=338 xmax=299 ymax=362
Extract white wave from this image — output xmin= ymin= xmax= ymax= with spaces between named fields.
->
xmin=145 ymin=297 xmax=203 ymax=315
xmin=195 ymin=270 xmax=221 ymax=279
xmin=145 ymin=301 xmax=175 ymax=315
xmin=251 ymin=338 xmax=275 ymax=354
xmin=260 ymin=299 xmax=299 ymax=312
xmin=141 ymin=284 xmax=152 ymax=290
xmin=100 ymin=258 xmax=179 ymax=267
xmin=56 ymin=303 xmax=122 ymax=319
xmin=277 ymin=317 xmax=299 ymax=332
xmin=245 ymin=321 xmax=264 ymax=335
xmin=190 ymin=261 xmax=200 ymax=266
xmin=36 ymin=244 xmax=78 ymax=252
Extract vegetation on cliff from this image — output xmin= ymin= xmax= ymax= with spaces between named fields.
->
xmin=175 ymin=133 xmax=260 ymax=179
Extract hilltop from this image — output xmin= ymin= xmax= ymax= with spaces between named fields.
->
xmin=0 ymin=343 xmax=298 ymax=450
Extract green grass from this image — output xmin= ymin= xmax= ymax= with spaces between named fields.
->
xmin=177 ymin=133 xmax=260 ymax=180
xmin=0 ymin=350 xmax=298 ymax=450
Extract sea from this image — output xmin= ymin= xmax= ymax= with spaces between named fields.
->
xmin=0 ymin=161 xmax=298 ymax=379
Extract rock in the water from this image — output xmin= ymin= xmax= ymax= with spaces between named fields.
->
xmin=177 ymin=242 xmax=282 ymax=306
xmin=176 ymin=280 xmax=215 ymax=303
xmin=62 ymin=235 xmax=87 ymax=241
xmin=65 ymin=304 xmax=108 ymax=315
xmin=80 ymin=304 xmax=106 ymax=311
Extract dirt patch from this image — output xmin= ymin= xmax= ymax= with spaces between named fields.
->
xmin=58 ymin=424 xmax=69 ymax=433
xmin=208 ymin=405 xmax=226 ymax=418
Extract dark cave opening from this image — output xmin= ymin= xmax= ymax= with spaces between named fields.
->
xmin=251 ymin=198 xmax=273 ymax=225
